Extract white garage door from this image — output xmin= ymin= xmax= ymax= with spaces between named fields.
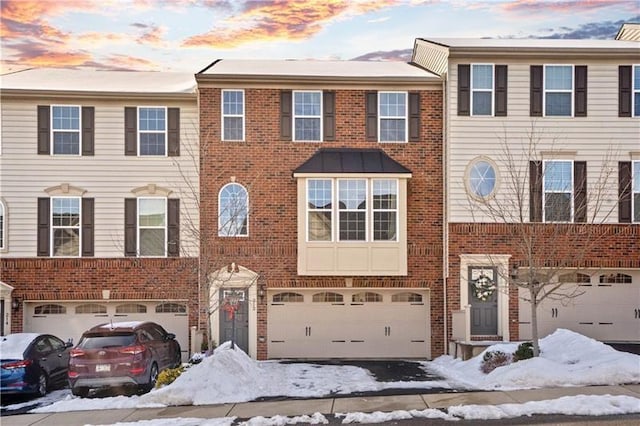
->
xmin=267 ymin=289 xmax=430 ymax=359
xmin=24 ymin=300 xmax=189 ymax=361
xmin=519 ymin=270 xmax=640 ymax=342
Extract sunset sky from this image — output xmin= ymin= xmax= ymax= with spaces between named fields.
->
xmin=1 ymin=0 xmax=638 ymax=73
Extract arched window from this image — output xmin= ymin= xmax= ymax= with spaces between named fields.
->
xmin=34 ymin=304 xmax=66 ymax=314
xmin=392 ymin=292 xmax=423 ymax=302
xmin=116 ymin=303 xmax=147 ymax=314
xmin=218 ymin=183 xmax=248 ymax=237
xmin=0 ymin=199 xmax=5 ymax=250
xmin=352 ymin=292 xmax=383 ymax=303
xmin=599 ymin=273 xmax=633 ymax=284
xmin=272 ymin=292 xmax=303 ymax=303
xmin=75 ymin=303 xmax=107 ymax=314
xmin=156 ymin=303 xmax=187 ymax=313
xmin=312 ymin=292 xmax=343 ymax=303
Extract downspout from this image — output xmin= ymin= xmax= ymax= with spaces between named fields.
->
xmin=441 ymin=75 xmax=450 ymax=355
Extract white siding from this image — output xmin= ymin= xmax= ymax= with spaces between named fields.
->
xmin=0 ymin=97 xmax=199 ymax=257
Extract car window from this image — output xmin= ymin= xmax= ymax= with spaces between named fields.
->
xmin=34 ymin=337 xmax=53 ymax=355
xmin=146 ymin=325 xmax=165 ymax=341
xmin=77 ymin=334 xmax=136 ymax=349
xmin=138 ymin=330 xmax=153 ymax=342
xmin=46 ymin=336 xmax=64 ymax=351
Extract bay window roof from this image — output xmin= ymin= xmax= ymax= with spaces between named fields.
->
xmin=293 ymin=148 xmax=412 ymax=175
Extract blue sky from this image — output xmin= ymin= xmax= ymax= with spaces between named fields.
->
xmin=1 ymin=0 xmax=638 ymax=72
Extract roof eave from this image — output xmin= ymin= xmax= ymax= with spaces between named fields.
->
xmin=446 ymin=46 xmax=640 ymax=59
xmin=195 ymin=74 xmax=441 ymax=86
xmin=0 ymin=89 xmax=198 ymax=100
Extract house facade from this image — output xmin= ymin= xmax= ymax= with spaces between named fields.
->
xmin=412 ymin=38 xmax=640 ymax=352
xmin=196 ymin=60 xmax=445 ymax=359
xmin=0 ymin=69 xmax=200 ymax=360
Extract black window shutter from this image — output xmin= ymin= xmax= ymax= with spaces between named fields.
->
xmin=529 ymin=161 xmax=543 ymax=222
xmin=322 ymin=91 xmax=335 ymax=141
xmin=124 ymin=198 xmax=137 ymax=256
xmin=37 ymin=198 xmax=50 ymax=256
xmin=167 ymin=199 xmax=180 ymax=257
xmin=618 ymin=161 xmax=632 ymax=223
xmin=458 ymin=64 xmax=470 ymax=116
xmin=574 ymin=161 xmax=587 ymax=223
xmin=530 ymin=66 xmax=543 ymax=117
xmin=37 ymin=105 xmax=50 ymax=155
xmin=408 ymin=92 xmax=421 ymax=142
xmin=81 ymin=107 xmax=95 ymax=156
xmin=495 ymin=65 xmax=508 ymax=116
xmin=167 ymin=108 xmax=180 ymax=156
xmin=618 ymin=66 xmax=632 ymax=117
xmin=574 ymin=66 xmax=587 ymax=117
xmin=82 ymin=198 xmax=95 ymax=256
xmin=365 ymin=91 xmax=378 ymax=141
xmin=124 ymin=107 xmax=137 ymax=156
xmin=280 ymin=91 xmax=292 ymax=141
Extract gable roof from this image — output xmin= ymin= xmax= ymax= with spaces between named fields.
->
xmin=293 ymin=148 xmax=412 ymax=175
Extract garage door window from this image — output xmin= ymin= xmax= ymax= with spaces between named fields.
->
xmin=156 ymin=302 xmax=186 ymax=313
xmin=75 ymin=304 xmax=106 ymax=314
xmin=312 ymin=292 xmax=343 ymax=303
xmin=391 ymin=292 xmax=422 ymax=302
xmin=558 ymin=272 xmax=591 ymax=285
xmin=116 ymin=303 xmax=147 ymax=313
xmin=34 ymin=304 xmax=66 ymax=314
xmin=352 ymin=292 xmax=382 ymax=303
xmin=599 ymin=273 xmax=632 ymax=284
xmin=272 ymin=292 xmax=303 ymax=303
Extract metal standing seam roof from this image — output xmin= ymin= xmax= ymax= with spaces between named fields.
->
xmin=293 ymin=148 xmax=412 ymax=175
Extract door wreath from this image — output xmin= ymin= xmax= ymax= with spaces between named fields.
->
xmin=473 ymin=274 xmax=496 ymax=301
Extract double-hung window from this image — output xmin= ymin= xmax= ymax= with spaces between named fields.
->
xmin=52 ymin=106 xmax=80 ymax=155
xmin=338 ymin=179 xmax=367 ymax=241
xmin=307 ymin=179 xmax=332 ymax=241
xmin=372 ymin=180 xmax=397 ymax=241
xmin=293 ymin=91 xmax=322 ymax=141
xmin=139 ymin=107 xmax=167 ymax=155
xmin=471 ymin=64 xmax=493 ymax=116
xmin=379 ymin=92 xmax=407 ymax=142
xmin=51 ymin=197 xmax=81 ymax=256
xmin=543 ymin=160 xmax=573 ymax=222
xmin=634 ymin=65 xmax=640 ymax=117
xmin=138 ymin=197 xmax=166 ymax=256
xmin=222 ymin=90 xmax=244 ymax=141
xmin=634 ymin=161 xmax=640 ymax=222
xmin=544 ymin=65 xmax=573 ymax=116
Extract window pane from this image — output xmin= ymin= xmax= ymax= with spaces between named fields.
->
xmin=469 ymin=160 xmax=496 ymax=197
xmin=53 ymin=228 xmax=79 ymax=256
xmin=223 ymin=91 xmax=243 ymax=115
xmin=373 ymin=211 xmax=396 ymax=241
xmin=472 ymin=92 xmax=492 ymax=115
xmin=545 ymin=193 xmax=571 ymax=221
xmin=294 ymin=117 xmax=321 ymax=141
xmin=634 ymin=93 xmax=640 ymax=117
xmin=633 ymin=66 xmax=640 ymax=88
xmin=308 ymin=179 xmax=332 ymax=209
xmin=294 ymin=92 xmax=320 ymax=115
xmin=545 ymin=161 xmax=572 ymax=191
xmin=380 ymin=119 xmax=405 ymax=142
xmin=219 ymin=184 xmax=248 ymax=236
xmin=52 ymin=198 xmax=80 ymax=226
xmin=339 ymin=211 xmax=365 ymax=240
xmin=140 ymin=228 xmax=165 ymax=256
xmin=223 ymin=117 xmax=243 ymax=140
xmin=53 ymin=132 xmax=80 ymax=155
xmin=139 ymin=108 xmax=165 ymax=131
xmin=339 ymin=180 xmax=366 ymax=210
xmin=140 ymin=133 xmax=166 ymax=155
xmin=634 ymin=162 xmax=640 ymax=192
xmin=308 ymin=212 xmax=331 ymax=241
xmin=472 ymin=65 xmax=492 ymax=89
xmin=634 ymin=194 xmax=640 ymax=222
xmin=52 ymin=106 xmax=79 ymax=130
xmin=379 ymin=93 xmax=406 ymax=117
xmin=373 ymin=180 xmax=397 ymax=209
xmin=545 ymin=93 xmax=571 ymax=116
xmin=139 ymin=199 xmax=166 ymax=226
xmin=545 ymin=66 xmax=572 ymax=90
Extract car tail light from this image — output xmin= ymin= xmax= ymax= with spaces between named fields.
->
xmin=119 ymin=345 xmax=146 ymax=355
xmin=68 ymin=371 xmax=78 ymax=378
xmin=129 ymin=366 xmax=145 ymax=375
xmin=1 ymin=359 xmax=33 ymax=369
xmin=70 ymin=348 xmax=85 ymax=358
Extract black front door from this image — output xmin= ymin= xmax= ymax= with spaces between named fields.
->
xmin=219 ymin=289 xmax=249 ymax=353
xmin=469 ymin=266 xmax=498 ymax=335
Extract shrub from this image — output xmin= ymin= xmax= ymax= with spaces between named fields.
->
xmin=155 ymin=365 xmax=185 ymax=388
xmin=480 ymin=350 xmax=512 ymax=374
xmin=513 ymin=342 xmax=534 ymax=362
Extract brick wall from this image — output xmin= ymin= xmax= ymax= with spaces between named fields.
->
xmin=200 ymin=87 xmax=445 ymax=358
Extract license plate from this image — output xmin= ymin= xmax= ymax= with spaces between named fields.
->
xmin=96 ymin=364 xmax=111 ymax=372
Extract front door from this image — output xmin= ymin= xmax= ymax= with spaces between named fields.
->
xmin=219 ymin=289 xmax=249 ymax=353
xmin=469 ymin=266 xmax=498 ymax=335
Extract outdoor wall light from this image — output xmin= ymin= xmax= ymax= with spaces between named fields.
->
xmin=11 ymin=297 xmax=21 ymax=311
xmin=258 ymin=284 xmax=266 ymax=300
xmin=510 ymin=264 xmax=519 ymax=280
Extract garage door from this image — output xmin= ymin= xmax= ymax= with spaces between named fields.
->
xmin=519 ymin=270 xmax=640 ymax=342
xmin=267 ymin=289 xmax=430 ymax=359
xmin=24 ymin=300 xmax=189 ymax=361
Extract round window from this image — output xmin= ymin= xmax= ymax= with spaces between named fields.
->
xmin=467 ymin=159 xmax=497 ymax=198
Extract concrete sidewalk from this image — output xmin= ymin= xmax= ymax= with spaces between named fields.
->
xmin=3 ymin=384 xmax=640 ymax=425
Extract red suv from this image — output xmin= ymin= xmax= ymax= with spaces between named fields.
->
xmin=68 ymin=321 xmax=181 ymax=397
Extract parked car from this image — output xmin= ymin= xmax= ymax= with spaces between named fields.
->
xmin=68 ymin=321 xmax=181 ymax=397
xmin=0 ymin=333 xmax=73 ymax=397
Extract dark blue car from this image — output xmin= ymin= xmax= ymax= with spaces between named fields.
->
xmin=1 ymin=333 xmax=72 ymax=396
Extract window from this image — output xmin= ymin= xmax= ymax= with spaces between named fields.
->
xmin=138 ymin=197 xmax=166 ymax=256
xmin=222 ymin=90 xmax=244 ymax=141
xmin=379 ymin=92 xmax=407 ymax=142
xmin=471 ymin=64 xmax=493 ymax=116
xmin=155 ymin=303 xmax=186 ymax=313
xmin=0 ymin=200 xmax=5 ymax=250
xmin=293 ymin=91 xmax=322 ymax=141
xmin=544 ymin=65 xmax=573 ymax=116
xmin=634 ymin=65 xmax=640 ymax=117
xmin=272 ymin=292 xmax=303 ymax=303
xmin=116 ymin=303 xmax=147 ymax=314
xmin=138 ymin=107 xmax=166 ymax=155
xmin=392 ymin=292 xmax=423 ymax=302
xmin=352 ymin=292 xmax=382 ymax=303
xmin=634 ymin=161 xmax=640 ymax=222
xmin=599 ymin=273 xmax=632 ymax=284
xmin=218 ymin=183 xmax=248 ymax=237
xmin=75 ymin=304 xmax=107 ymax=314
xmin=34 ymin=304 xmax=66 ymax=314
xmin=307 ymin=179 xmax=332 ymax=241
xmin=339 ymin=179 xmax=366 ymax=241
xmin=312 ymin=292 xmax=343 ymax=303
xmin=51 ymin=106 xmax=81 ymax=155
xmin=558 ymin=272 xmax=591 ymax=284
xmin=51 ymin=197 xmax=81 ymax=256
xmin=543 ymin=160 xmax=573 ymax=222
xmin=467 ymin=158 xmax=497 ymax=198
xmin=372 ymin=180 xmax=397 ymax=241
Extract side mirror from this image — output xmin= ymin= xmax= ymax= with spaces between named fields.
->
xmin=165 ymin=333 xmax=176 ymax=341
xmin=65 ymin=338 xmax=74 ymax=348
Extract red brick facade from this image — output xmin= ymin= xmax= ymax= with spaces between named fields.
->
xmin=199 ymin=87 xmax=444 ymax=359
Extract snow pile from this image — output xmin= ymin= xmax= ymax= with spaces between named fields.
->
xmin=241 ymin=412 xmax=328 ymax=425
xmin=428 ymin=328 xmax=640 ymax=390
xmin=338 ymin=408 xmax=454 ymax=423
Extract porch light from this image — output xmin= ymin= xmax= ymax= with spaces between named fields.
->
xmin=11 ymin=297 xmax=21 ymax=311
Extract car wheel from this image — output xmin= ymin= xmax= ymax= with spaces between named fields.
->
xmin=36 ymin=372 xmax=48 ymax=397
xmin=72 ymin=387 xmax=89 ymax=398
xmin=141 ymin=363 xmax=159 ymax=393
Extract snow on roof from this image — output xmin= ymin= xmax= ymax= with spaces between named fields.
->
xmin=0 ymin=333 xmax=41 ymax=360
xmin=419 ymin=37 xmax=640 ymax=50
xmin=97 ymin=321 xmax=145 ymax=330
xmin=199 ymin=59 xmax=439 ymax=79
xmin=0 ymin=68 xmax=196 ymax=95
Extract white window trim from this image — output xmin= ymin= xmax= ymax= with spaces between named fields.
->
xmin=0 ymin=199 xmax=6 ymax=251
xmin=137 ymin=197 xmax=167 ymax=257
xmin=378 ymin=91 xmax=408 ymax=143
xmin=221 ymin=89 xmax=245 ymax=141
xmin=337 ymin=178 xmax=368 ymax=242
xmin=633 ymin=160 xmax=639 ymax=223
xmin=465 ymin=156 xmax=500 ymax=200
xmin=470 ymin=64 xmax=494 ymax=117
xmin=218 ymin=183 xmax=249 ymax=237
xmin=50 ymin=105 xmax=81 ymax=156
xmin=542 ymin=159 xmax=574 ymax=223
xmin=293 ymin=90 xmax=323 ymax=142
xmin=305 ymin=178 xmax=333 ymax=243
xmin=50 ymin=196 xmax=81 ymax=258
xmin=137 ymin=106 xmax=168 ymax=157
xmin=543 ymin=64 xmax=574 ymax=118
xmin=633 ymin=65 xmax=640 ymax=118
xmin=371 ymin=179 xmax=399 ymax=242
